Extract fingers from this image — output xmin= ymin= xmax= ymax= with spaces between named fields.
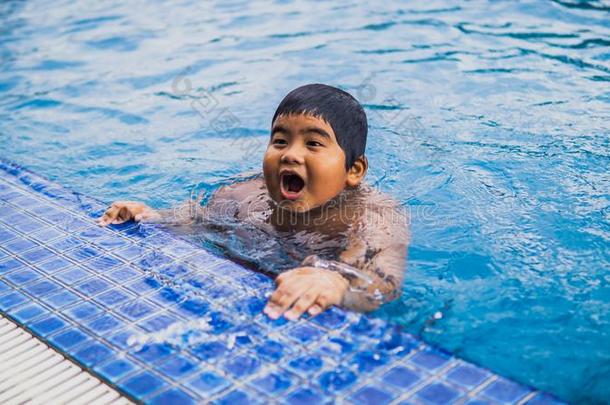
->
xmin=97 ymin=204 xmax=121 ymax=226
xmin=284 ymin=291 xmax=319 ymax=321
xmin=263 ymin=284 xmax=305 ymax=320
xmin=308 ymin=304 xmax=323 ymax=317
xmin=97 ymin=201 xmax=150 ymax=227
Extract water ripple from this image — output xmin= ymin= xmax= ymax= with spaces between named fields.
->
xmin=0 ymin=0 xmax=609 ymax=402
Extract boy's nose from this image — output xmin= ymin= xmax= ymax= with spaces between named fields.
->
xmin=280 ymin=145 xmax=305 ymax=165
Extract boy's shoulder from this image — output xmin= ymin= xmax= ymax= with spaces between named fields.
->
xmin=348 ymin=184 xmax=409 ymax=238
xmin=208 ymin=176 xmax=268 ymax=217
xmin=212 ymin=176 xmax=265 ymax=201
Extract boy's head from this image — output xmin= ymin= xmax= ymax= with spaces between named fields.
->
xmin=263 ymin=83 xmax=368 ymax=212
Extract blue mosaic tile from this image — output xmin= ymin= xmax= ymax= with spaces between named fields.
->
xmin=285 ymin=386 xmax=328 ymax=405
xmin=95 ymin=288 xmax=134 ymax=308
xmin=42 ymin=290 xmax=81 ymax=309
xmin=0 ymin=257 xmax=26 ymax=274
xmin=113 ymin=244 xmax=149 ymax=262
xmin=23 ymin=279 xmax=61 ymax=297
xmin=214 ymin=389 xmax=263 ymax=405
xmin=287 ymin=354 xmax=324 ymax=377
xmin=47 ymin=235 xmax=85 ymax=252
xmin=79 ymin=226 xmax=113 ymax=240
xmin=222 ymin=354 xmax=261 ymax=378
xmin=482 ymin=377 xmax=532 ymax=403
xmin=35 ymin=256 xmax=73 ymax=274
xmin=117 ymin=299 xmax=158 ymax=321
xmin=53 ymin=266 xmax=92 ymax=284
xmin=186 ymin=371 xmax=230 ymax=397
xmin=29 ymin=314 xmax=68 ymax=337
xmin=123 ymin=371 xmax=168 ymax=400
xmin=10 ymin=302 xmax=48 ymax=323
xmin=176 ymin=297 xmax=210 ymax=318
xmin=30 ymin=226 xmax=65 ymax=243
xmin=139 ymin=312 xmax=179 ymax=332
xmin=250 ymin=371 xmax=294 ymax=395
xmin=137 ymin=250 xmax=173 ymax=270
xmin=49 ymin=328 xmax=89 ymax=350
xmin=311 ymin=306 xmax=347 ymax=329
xmin=107 ymin=265 xmax=140 ymax=283
xmin=0 ymin=228 xmax=18 ymax=242
xmin=318 ymin=366 xmax=358 ymax=393
xmin=126 ymin=276 xmax=163 ymax=295
xmin=446 ymin=363 xmax=491 ymax=389
xmin=191 ymin=340 xmax=228 ymax=362
xmin=158 ymin=262 xmax=192 ymax=279
xmin=410 ymin=348 xmax=452 ymax=371
xmin=94 ymin=235 xmax=132 ymax=250
xmin=74 ymin=278 xmax=113 ymax=296
xmin=148 ymin=287 xmax=183 ymax=307
xmin=65 ymin=301 xmax=103 ymax=321
xmin=161 ymin=238 xmax=199 ymax=259
xmin=56 ymin=217 xmax=91 ymax=233
xmin=4 ymin=267 xmax=43 ymax=286
xmin=254 ymin=339 xmax=291 ymax=362
xmin=0 ymin=290 xmax=28 ymax=310
xmin=108 ymin=327 xmax=139 ymax=350
xmin=349 ymin=385 xmax=396 ymax=405
xmin=94 ymin=358 xmax=138 ymax=383
xmin=85 ymin=254 xmax=123 ymax=272
xmin=415 ymin=382 xmax=462 ymax=404
xmin=382 ymin=366 xmax=420 ymax=390
xmin=351 ymin=350 xmax=389 ymax=374
xmin=150 ymin=388 xmax=196 ymax=405
xmin=287 ymin=323 xmax=324 ymax=345
xmin=3 ymin=238 xmax=39 ymax=254
xmin=20 ymin=246 xmax=55 ymax=263
xmin=85 ymin=313 xmax=123 ymax=334
xmin=73 ymin=341 xmax=115 ymax=367
xmin=210 ymin=259 xmax=252 ymax=279
xmin=11 ymin=217 xmax=46 ymax=233
xmin=64 ymin=245 xmax=103 ymax=262
xmin=205 ymin=311 xmax=234 ymax=334
xmin=158 ymin=355 xmax=198 ymax=380
xmin=132 ymin=343 xmax=176 ymax=364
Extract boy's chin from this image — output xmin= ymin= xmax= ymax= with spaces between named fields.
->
xmin=276 ymin=199 xmax=308 ymax=213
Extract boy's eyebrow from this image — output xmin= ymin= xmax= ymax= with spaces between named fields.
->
xmin=300 ymin=126 xmax=331 ymax=139
xmin=271 ymin=124 xmax=289 ymax=135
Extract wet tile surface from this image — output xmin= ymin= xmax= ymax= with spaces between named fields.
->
xmin=0 ymin=160 xmax=563 ymax=404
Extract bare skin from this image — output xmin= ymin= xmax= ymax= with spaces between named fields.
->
xmin=99 ymin=113 xmax=409 ymax=320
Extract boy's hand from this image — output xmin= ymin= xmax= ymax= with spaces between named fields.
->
xmin=263 ymin=267 xmax=349 ymax=321
xmin=97 ymin=201 xmax=159 ymax=226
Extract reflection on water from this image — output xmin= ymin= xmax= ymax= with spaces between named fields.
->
xmin=0 ymin=0 xmax=609 ymax=402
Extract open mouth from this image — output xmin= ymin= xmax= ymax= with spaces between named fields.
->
xmin=280 ymin=172 xmax=305 ymax=200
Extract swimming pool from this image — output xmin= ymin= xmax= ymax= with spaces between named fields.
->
xmin=0 ymin=0 xmax=608 ymax=402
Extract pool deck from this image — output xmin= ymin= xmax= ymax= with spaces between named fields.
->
xmin=0 ymin=160 xmax=564 ymax=404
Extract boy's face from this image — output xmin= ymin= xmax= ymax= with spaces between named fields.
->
xmin=263 ymin=113 xmax=349 ymax=213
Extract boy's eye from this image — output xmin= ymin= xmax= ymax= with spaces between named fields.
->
xmin=307 ymin=141 xmax=323 ymax=147
xmin=272 ymin=138 xmax=287 ymax=145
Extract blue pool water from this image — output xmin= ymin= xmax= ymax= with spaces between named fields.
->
xmin=0 ymin=0 xmax=608 ymax=402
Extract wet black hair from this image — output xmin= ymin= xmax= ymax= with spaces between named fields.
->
xmin=271 ymin=83 xmax=368 ymax=171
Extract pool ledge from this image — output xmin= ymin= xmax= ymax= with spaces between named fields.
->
xmin=0 ymin=160 xmax=564 ymax=404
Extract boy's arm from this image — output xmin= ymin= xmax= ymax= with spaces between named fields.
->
xmin=98 ymin=180 xmax=252 ymax=227
xmin=264 ymin=203 xmax=409 ymax=319
xmin=337 ymin=210 xmax=409 ymax=312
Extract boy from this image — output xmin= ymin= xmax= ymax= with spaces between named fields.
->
xmin=99 ymin=84 xmax=409 ymax=320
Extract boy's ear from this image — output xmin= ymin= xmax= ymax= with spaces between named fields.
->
xmin=346 ymin=156 xmax=368 ymax=187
